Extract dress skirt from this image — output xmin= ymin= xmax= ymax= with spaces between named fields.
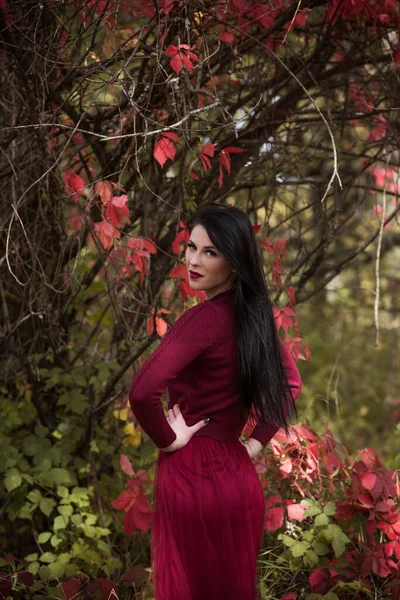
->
xmin=152 ymin=437 xmax=265 ymax=600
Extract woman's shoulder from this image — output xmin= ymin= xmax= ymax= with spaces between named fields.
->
xmin=166 ymin=300 xmax=220 ymax=340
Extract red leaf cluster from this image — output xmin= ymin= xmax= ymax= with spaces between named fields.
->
xmin=264 ymin=497 xmax=305 ymax=531
xmin=165 ymin=44 xmax=199 ymax=74
xmin=218 ymin=147 xmax=246 ymax=186
xmin=126 ymin=237 xmax=156 ymax=285
xmin=112 ymin=465 xmax=153 ymax=535
xmin=154 ymin=131 xmax=180 ymax=168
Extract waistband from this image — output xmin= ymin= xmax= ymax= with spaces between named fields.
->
xmin=191 ymin=421 xmax=241 ymax=442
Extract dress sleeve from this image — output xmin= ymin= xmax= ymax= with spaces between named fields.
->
xmin=249 ymin=338 xmax=302 ymax=446
xmin=129 ymin=303 xmax=220 ymax=449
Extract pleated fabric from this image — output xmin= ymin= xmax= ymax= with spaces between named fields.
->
xmin=152 ymin=437 xmax=265 ymax=600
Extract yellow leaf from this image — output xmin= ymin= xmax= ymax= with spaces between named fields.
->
xmin=113 ymin=407 xmax=129 ymax=421
xmin=123 ymin=422 xmax=142 ymax=447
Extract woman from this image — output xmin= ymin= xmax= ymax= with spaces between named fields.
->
xmin=129 ymin=203 xmax=302 ymax=600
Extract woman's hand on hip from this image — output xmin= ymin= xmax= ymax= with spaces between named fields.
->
xmin=241 ymin=437 xmax=263 ymax=460
xmin=160 ymin=404 xmax=210 ymax=453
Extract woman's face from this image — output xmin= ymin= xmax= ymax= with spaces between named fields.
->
xmin=185 ymin=224 xmax=235 ymax=298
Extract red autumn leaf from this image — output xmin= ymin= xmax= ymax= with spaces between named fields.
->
xmin=281 ymin=593 xmax=298 ymax=600
xmin=165 ymin=44 xmax=198 ymax=74
xmin=123 ymin=492 xmax=152 ymax=535
xmin=107 ymin=194 xmax=130 ymax=227
xmin=265 ymin=495 xmax=282 ymax=509
xmin=94 ymin=220 xmax=119 ymax=249
xmin=154 ymin=132 xmax=180 ymax=167
xmin=112 ymin=491 xmax=133 ymax=511
xmin=252 ymin=224 xmax=261 ymax=234
xmin=218 ymin=147 xmax=246 ymax=186
xmin=189 ymin=171 xmax=200 ymax=180
xmin=362 ymin=472 xmax=377 ymax=491
xmin=279 ymin=456 xmax=293 ymax=476
xmin=95 ymin=180 xmax=112 ymax=204
xmin=61 ymin=580 xmax=80 ymax=600
xmin=126 ymin=237 xmax=156 ymax=285
xmin=172 ymin=227 xmax=190 ymax=254
xmin=120 ymin=454 xmax=134 ymax=476
xmin=220 ymin=31 xmax=235 ymax=43
xmin=169 ymin=263 xmax=188 ymax=279
xmin=86 ymin=579 xmax=118 ymax=600
xmin=64 ymin=171 xmax=85 ymax=202
xmin=161 ymin=131 xmax=180 ymax=142
xmin=199 ymin=142 xmax=217 ymax=171
xmin=287 ymin=503 xmax=306 ymax=522
xmin=155 ymin=316 xmax=168 ymax=336
xmin=273 ymin=307 xmax=295 ymax=333
xmin=265 ymin=506 xmax=285 ymax=530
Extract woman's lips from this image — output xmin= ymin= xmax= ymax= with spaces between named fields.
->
xmin=189 ymin=270 xmax=204 ymax=279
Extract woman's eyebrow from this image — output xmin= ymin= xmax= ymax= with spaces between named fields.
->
xmin=188 ymin=241 xmax=217 ymax=250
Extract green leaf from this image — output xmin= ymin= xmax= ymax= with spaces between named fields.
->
xmin=321 ymin=524 xmax=351 ymax=558
xmin=71 ymin=514 xmax=82 ymax=526
xmin=305 ymin=595 xmax=322 ymax=600
xmin=315 ymin=513 xmax=330 ymax=527
xmin=65 ymin=563 xmax=80 ymax=577
xmin=304 ymin=549 xmax=319 ymax=568
xmin=27 ymin=489 xmax=42 ymax=504
xmin=27 ymin=561 xmax=40 ymax=575
xmin=50 ymin=535 xmax=63 ymax=548
xmin=58 ymin=505 xmax=73 ymax=517
xmin=57 ymin=553 xmax=71 ymax=565
xmin=57 ymin=485 xmax=69 ymax=499
xmin=4 ymin=468 xmax=22 ymax=492
xmin=331 ymin=534 xmax=350 ymax=558
xmin=322 ymin=594 xmax=339 ymax=600
xmin=303 ymin=504 xmax=321 ymax=517
xmin=40 ymin=552 xmax=56 ymax=564
xmin=35 ymin=423 xmax=49 ymax=438
xmin=38 ymin=467 xmax=77 ymax=488
xmin=39 ymin=498 xmax=56 ymax=517
xmin=37 ymin=532 xmax=52 ymax=544
xmin=313 ymin=542 xmax=330 ymax=556
xmin=22 ymin=435 xmax=40 ymax=457
xmin=83 ymin=525 xmax=97 ymax=538
xmin=323 ymin=503 xmax=336 ymax=516
xmin=25 ymin=553 xmax=38 ymax=562
xmin=48 ymin=561 xmax=65 ymax=579
xmin=38 ymin=565 xmax=51 ymax=582
xmin=291 ymin=540 xmax=311 ymax=557
xmin=278 ymin=533 xmax=295 ymax=547
xmin=53 ymin=515 xmax=68 ymax=531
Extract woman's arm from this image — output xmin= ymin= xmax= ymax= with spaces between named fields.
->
xmin=248 ymin=338 xmax=303 ymax=449
xmin=129 ymin=303 xmax=219 ymax=449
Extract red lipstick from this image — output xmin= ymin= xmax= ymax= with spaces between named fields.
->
xmin=189 ymin=270 xmax=204 ymax=279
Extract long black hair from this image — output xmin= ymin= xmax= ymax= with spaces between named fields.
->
xmin=187 ymin=202 xmax=297 ymax=435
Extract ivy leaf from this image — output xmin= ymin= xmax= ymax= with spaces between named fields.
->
xmin=304 ymin=549 xmax=319 ymax=568
xmin=265 ymin=506 xmax=284 ymax=530
xmin=39 ymin=498 xmax=56 ymax=517
xmin=291 ymin=540 xmax=311 ymax=557
xmin=323 ymin=503 xmax=336 ymax=516
xmin=315 ymin=513 xmax=330 ymax=527
xmin=27 ymin=489 xmax=42 ymax=504
xmin=37 ymin=532 xmax=52 ymax=544
xmin=5 ymin=468 xmax=22 ymax=492
xmin=313 ymin=542 xmax=330 ymax=556
xmin=278 ymin=534 xmax=296 ymax=547
xmin=120 ymin=454 xmax=135 ymax=476
xmin=154 ymin=132 xmax=180 ymax=167
xmin=40 ymin=552 xmax=57 ymax=564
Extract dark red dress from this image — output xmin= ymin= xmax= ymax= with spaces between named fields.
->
xmin=129 ymin=288 xmax=302 ymax=600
